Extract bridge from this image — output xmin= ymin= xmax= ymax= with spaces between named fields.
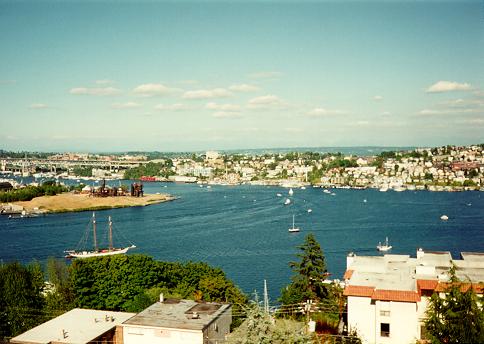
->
xmin=0 ymin=158 xmax=149 ymax=173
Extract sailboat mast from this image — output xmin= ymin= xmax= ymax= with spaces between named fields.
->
xmin=108 ymin=216 xmax=113 ymax=251
xmin=292 ymin=215 xmax=295 ymax=228
xmin=92 ymin=212 xmax=98 ymax=251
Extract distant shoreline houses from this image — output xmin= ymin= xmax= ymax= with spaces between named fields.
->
xmin=1 ymin=144 xmax=483 ymax=191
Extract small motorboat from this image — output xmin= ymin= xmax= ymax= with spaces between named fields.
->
xmin=284 ymin=198 xmax=291 ymax=205
xmin=440 ymin=215 xmax=449 ymax=221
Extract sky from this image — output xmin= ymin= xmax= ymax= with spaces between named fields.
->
xmin=0 ymin=0 xmax=482 ymax=152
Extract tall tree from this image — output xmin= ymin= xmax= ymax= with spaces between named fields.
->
xmin=280 ymin=233 xmax=329 ymax=305
xmin=424 ymin=269 xmax=484 ymax=344
xmin=0 ymin=261 xmax=46 ymax=338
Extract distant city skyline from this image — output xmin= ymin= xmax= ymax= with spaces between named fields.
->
xmin=0 ymin=0 xmax=482 ymax=152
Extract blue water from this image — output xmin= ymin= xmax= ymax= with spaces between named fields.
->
xmin=1 ymin=181 xmax=483 ymax=300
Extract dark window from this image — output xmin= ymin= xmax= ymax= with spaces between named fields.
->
xmin=380 ymin=323 xmax=390 ymax=337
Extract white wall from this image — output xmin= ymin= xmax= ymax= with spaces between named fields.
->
xmin=123 ymin=326 xmax=203 ymax=344
xmin=347 ymin=296 xmax=375 ymax=343
xmin=348 ymin=297 xmax=420 ymax=344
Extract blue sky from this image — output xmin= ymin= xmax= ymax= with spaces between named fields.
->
xmin=0 ymin=0 xmax=482 ymax=152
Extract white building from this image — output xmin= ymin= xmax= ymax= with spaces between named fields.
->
xmin=10 ymin=308 xmax=135 ymax=344
xmin=122 ymin=298 xmax=232 ymax=344
xmin=344 ymin=249 xmax=484 ymax=344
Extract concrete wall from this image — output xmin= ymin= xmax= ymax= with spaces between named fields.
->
xmin=348 ymin=296 xmax=375 ymax=343
xmin=123 ymin=326 xmax=203 ymax=344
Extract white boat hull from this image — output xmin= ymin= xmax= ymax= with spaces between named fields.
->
xmin=66 ymin=245 xmax=136 ymax=258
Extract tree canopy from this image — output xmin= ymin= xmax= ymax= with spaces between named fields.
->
xmin=424 ymin=269 xmax=484 ymax=344
xmin=280 ymin=233 xmax=329 ymax=305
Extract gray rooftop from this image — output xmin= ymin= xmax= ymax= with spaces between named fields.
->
xmin=346 ymin=249 xmax=484 ymax=292
xmin=10 ymin=308 xmax=135 ymax=344
xmin=123 ymin=299 xmax=231 ymax=331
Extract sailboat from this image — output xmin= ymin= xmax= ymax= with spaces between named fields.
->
xmin=288 ymin=188 xmax=294 ymax=196
xmin=65 ymin=213 xmax=136 ymax=259
xmin=288 ymin=214 xmax=300 ymax=233
xmin=376 ymin=237 xmax=392 ymax=251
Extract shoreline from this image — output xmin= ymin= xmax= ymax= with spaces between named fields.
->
xmin=1 ymin=192 xmax=175 ymax=215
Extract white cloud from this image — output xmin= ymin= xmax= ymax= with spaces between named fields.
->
xmin=205 ymin=102 xmax=241 ymax=112
xmin=133 ymin=83 xmax=175 ymax=97
xmin=306 ymin=107 xmax=346 ymax=117
xmin=418 ymin=108 xmax=480 ymax=115
xmin=182 ymin=88 xmax=232 ymax=99
xmin=95 ymin=79 xmax=114 ymax=85
xmin=154 ymin=103 xmax=191 ymax=111
xmin=247 ymin=95 xmax=287 ymax=110
xmin=70 ymin=87 xmax=121 ymax=96
xmin=248 ymin=71 xmax=282 ymax=80
xmin=373 ymin=95 xmax=384 ymax=101
xmin=29 ymin=103 xmax=49 ymax=109
xmin=212 ymin=111 xmax=242 ymax=119
xmin=426 ymin=81 xmax=472 ymax=93
xmin=111 ymin=102 xmax=141 ymax=109
xmin=229 ymin=84 xmax=260 ymax=92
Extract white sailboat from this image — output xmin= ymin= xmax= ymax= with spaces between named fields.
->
xmin=376 ymin=237 xmax=392 ymax=251
xmin=288 ymin=188 xmax=294 ymax=196
xmin=288 ymin=214 xmax=300 ymax=233
xmin=284 ymin=198 xmax=291 ymax=205
xmin=65 ymin=213 xmax=136 ymax=259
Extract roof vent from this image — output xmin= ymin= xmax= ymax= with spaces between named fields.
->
xmin=192 ymin=311 xmax=200 ymax=319
xmin=160 ymin=293 xmax=164 ymax=303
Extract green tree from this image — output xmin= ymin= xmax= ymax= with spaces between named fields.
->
xmin=228 ymin=300 xmax=313 ymax=344
xmin=280 ymin=233 xmax=329 ymax=305
xmin=44 ymin=258 xmax=75 ymax=313
xmin=424 ymin=268 xmax=484 ymax=344
xmin=0 ymin=261 xmax=46 ymax=338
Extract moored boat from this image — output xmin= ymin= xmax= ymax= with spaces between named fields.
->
xmin=377 ymin=237 xmax=392 ymax=251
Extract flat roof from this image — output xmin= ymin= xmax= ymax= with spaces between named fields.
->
xmin=123 ymin=299 xmax=231 ymax=331
xmin=11 ymin=308 xmax=135 ymax=344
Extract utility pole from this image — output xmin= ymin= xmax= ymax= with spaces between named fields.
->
xmin=263 ymin=279 xmax=269 ymax=314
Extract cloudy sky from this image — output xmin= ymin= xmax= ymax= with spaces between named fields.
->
xmin=0 ymin=0 xmax=482 ymax=152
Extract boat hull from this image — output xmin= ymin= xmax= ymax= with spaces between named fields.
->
xmin=65 ymin=245 xmax=135 ymax=259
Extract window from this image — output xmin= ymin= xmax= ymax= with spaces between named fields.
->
xmin=380 ymin=310 xmax=390 ymax=316
xmin=380 ymin=323 xmax=390 ymax=337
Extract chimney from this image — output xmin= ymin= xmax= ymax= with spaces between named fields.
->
xmin=417 ymin=248 xmax=425 ymax=259
xmin=159 ymin=293 xmax=164 ymax=303
xmin=62 ymin=329 xmax=68 ymax=339
xmin=346 ymin=252 xmax=355 ymax=269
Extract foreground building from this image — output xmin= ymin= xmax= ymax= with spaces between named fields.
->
xmin=343 ymin=249 xmax=484 ymax=344
xmin=10 ymin=308 xmax=135 ymax=344
xmin=121 ymin=297 xmax=232 ymax=344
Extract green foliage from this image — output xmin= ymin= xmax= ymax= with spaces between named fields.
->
xmin=424 ymin=268 xmax=484 ymax=344
xmin=280 ymin=234 xmax=329 ymax=305
xmin=44 ymin=258 xmax=75 ymax=313
xmin=228 ymin=301 xmax=314 ymax=344
xmin=326 ymin=158 xmax=358 ymax=170
xmin=70 ymin=254 xmax=247 ymax=312
xmin=0 ymin=182 xmax=68 ymax=202
xmin=73 ymin=166 xmax=93 ymax=177
xmin=123 ymin=162 xmax=164 ymax=179
xmin=0 ymin=261 xmax=46 ymax=338
xmin=424 ymin=172 xmax=434 ymax=180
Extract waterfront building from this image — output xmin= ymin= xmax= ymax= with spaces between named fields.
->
xmin=121 ymin=297 xmax=232 ymax=344
xmin=344 ymin=249 xmax=483 ymax=344
xmin=10 ymin=308 xmax=135 ymax=344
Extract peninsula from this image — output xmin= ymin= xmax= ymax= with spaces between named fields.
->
xmin=3 ymin=192 xmax=174 ymax=214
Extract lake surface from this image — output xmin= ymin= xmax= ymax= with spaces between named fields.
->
xmin=1 ymin=181 xmax=483 ymax=300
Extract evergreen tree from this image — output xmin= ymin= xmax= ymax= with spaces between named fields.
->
xmin=424 ymin=268 xmax=484 ymax=344
xmin=280 ymin=233 xmax=329 ymax=305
